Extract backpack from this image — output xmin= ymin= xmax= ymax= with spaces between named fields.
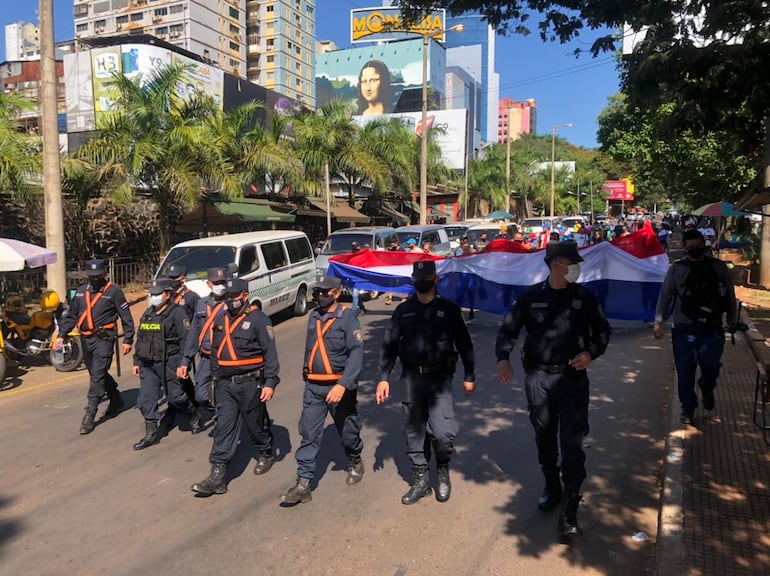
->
xmin=678 ymin=258 xmax=726 ymax=326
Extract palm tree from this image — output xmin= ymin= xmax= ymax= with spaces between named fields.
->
xmin=0 ymin=93 xmax=41 ymax=200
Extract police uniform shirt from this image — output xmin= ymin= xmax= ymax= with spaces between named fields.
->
xmin=495 ymin=281 xmax=611 ymax=365
xmin=210 ymin=305 xmax=280 ymax=387
xmin=303 ymin=305 xmax=364 ymax=390
xmin=134 ymin=301 xmax=189 ymax=363
xmin=379 ymin=295 xmax=475 ymax=381
xmin=173 ymin=285 xmax=200 ymax=321
xmin=183 ymin=293 xmax=226 ymax=363
xmin=60 ymin=281 xmax=135 ymax=344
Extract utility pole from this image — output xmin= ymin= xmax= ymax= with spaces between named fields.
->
xmin=40 ymin=0 xmax=67 ymax=298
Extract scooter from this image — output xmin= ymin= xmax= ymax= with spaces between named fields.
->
xmin=1 ymin=290 xmax=83 ymax=375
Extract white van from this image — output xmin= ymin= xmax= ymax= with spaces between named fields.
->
xmin=157 ymin=230 xmax=316 ymax=317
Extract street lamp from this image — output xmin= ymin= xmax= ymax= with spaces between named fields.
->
xmin=550 ymin=123 xmax=573 ymax=218
xmin=420 ymin=24 xmax=464 ymax=225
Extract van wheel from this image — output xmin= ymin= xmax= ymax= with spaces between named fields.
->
xmin=293 ymin=287 xmax=308 ymax=316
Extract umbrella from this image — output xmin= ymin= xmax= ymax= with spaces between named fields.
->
xmin=0 ymin=238 xmax=58 ymax=271
xmin=691 ymin=201 xmax=748 ymax=218
xmin=485 ymin=210 xmax=515 ymax=220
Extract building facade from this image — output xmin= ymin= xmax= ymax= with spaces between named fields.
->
xmin=5 ymin=22 xmax=41 ymax=61
xmin=498 ymin=97 xmax=537 ymax=142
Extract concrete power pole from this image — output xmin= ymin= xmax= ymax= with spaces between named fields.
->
xmin=39 ymin=0 xmax=67 ymax=298
xmin=760 ymin=121 xmax=770 ymax=288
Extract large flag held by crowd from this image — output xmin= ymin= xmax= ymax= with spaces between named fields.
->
xmin=327 ymin=223 xmax=669 ymax=322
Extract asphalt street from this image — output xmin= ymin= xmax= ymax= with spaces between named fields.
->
xmin=0 ymin=297 xmax=672 ymax=576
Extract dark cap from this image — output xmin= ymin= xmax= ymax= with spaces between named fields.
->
xmin=544 ymin=241 xmax=584 ymax=263
xmin=165 ymin=264 xmax=187 ymax=278
xmin=225 ymin=278 xmax=248 ymax=294
xmin=412 ymin=260 xmax=436 ymax=277
xmin=85 ymin=259 xmax=105 ymax=276
xmin=149 ymin=278 xmax=171 ymax=295
xmin=351 ymin=242 xmax=360 ymax=249
xmin=316 ymin=275 xmax=342 ymax=290
xmin=207 ymin=267 xmax=228 ymax=282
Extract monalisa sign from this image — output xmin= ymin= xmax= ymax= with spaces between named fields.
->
xmin=351 ymin=7 xmax=446 ymax=43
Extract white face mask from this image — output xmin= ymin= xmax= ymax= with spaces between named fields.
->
xmin=211 ymin=284 xmax=227 ymax=297
xmin=149 ymin=295 xmax=164 ymax=307
xmin=564 ymin=263 xmax=581 ymax=284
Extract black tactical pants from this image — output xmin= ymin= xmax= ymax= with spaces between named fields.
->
xmin=525 ymin=368 xmax=590 ymax=491
xmin=401 ymin=370 xmax=457 ymax=467
xmin=209 ymin=375 xmax=273 ymax=465
xmin=137 ymin=354 xmax=192 ymax=422
xmin=81 ymin=334 xmax=118 ymax=402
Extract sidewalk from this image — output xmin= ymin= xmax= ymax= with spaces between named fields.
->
xmin=657 ymin=310 xmax=770 ymax=575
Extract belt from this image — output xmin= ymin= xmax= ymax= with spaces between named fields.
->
xmin=404 ymin=363 xmax=447 ymax=375
xmin=528 ymin=363 xmax=570 ymax=375
xmin=306 ymin=376 xmax=341 ymax=385
xmin=226 ymin=370 xmax=262 ymax=384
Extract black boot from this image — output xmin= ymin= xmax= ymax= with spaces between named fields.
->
xmin=159 ymin=406 xmax=176 ymax=431
xmin=253 ymin=451 xmax=275 ymax=475
xmin=401 ymin=465 xmax=432 ymax=505
xmin=280 ymin=477 xmax=312 ymax=505
xmin=190 ymin=407 xmax=203 ymax=434
xmin=436 ymin=465 xmax=451 ymax=502
xmin=104 ymin=388 xmax=124 ymax=417
xmin=538 ymin=467 xmax=562 ymax=511
xmin=79 ymin=399 xmax=99 ymax=435
xmin=346 ymin=456 xmax=364 ymax=486
xmin=557 ymin=491 xmax=582 ymax=537
xmin=133 ymin=421 xmax=161 ymax=450
xmin=191 ymin=464 xmax=228 ymax=496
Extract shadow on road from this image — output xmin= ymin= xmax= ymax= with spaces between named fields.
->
xmin=0 ymin=495 xmax=23 ymax=559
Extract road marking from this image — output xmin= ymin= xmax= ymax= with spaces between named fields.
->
xmin=0 ymin=372 xmax=84 ymax=399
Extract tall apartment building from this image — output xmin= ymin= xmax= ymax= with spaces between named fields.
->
xmin=498 ymin=97 xmax=537 ymax=142
xmin=72 ymin=0 xmax=316 ymax=106
xmin=5 ymin=22 xmax=41 ymax=61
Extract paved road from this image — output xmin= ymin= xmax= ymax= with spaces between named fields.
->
xmin=0 ymin=298 xmax=672 ymax=575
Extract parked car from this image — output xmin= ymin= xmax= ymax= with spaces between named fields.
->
xmin=314 ymin=226 xmax=399 ymax=276
xmin=442 ymin=224 xmax=470 ymax=251
xmin=520 ymin=217 xmax=560 ymax=234
xmin=465 ymin=223 xmax=516 ymax=251
xmin=395 ymin=224 xmax=452 ymax=256
xmin=560 ymin=216 xmax=587 ymax=231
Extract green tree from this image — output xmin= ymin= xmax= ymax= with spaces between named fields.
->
xmin=0 ymin=93 xmax=41 ymax=200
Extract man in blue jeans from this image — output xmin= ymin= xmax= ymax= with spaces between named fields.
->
xmin=653 ymin=229 xmax=737 ymax=424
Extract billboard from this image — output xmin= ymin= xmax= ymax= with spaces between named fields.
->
xmin=355 ymin=109 xmax=467 ymax=170
xmin=171 ymin=52 xmax=224 ymax=108
xmin=602 ymin=180 xmax=634 ymax=201
xmin=351 ymin=7 xmax=446 ymax=43
xmin=120 ymin=43 xmax=173 ymax=86
xmin=64 ymin=51 xmax=96 ymax=132
xmin=91 ymin=46 xmax=123 ymax=121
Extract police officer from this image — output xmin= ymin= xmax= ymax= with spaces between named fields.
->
xmin=495 ymin=241 xmax=611 ymax=538
xmin=178 ymin=267 xmax=229 ymax=434
xmin=165 ymin=264 xmax=200 ymax=321
xmin=376 ymin=260 xmax=476 ymax=505
xmin=57 ymin=259 xmax=135 ymax=435
xmin=191 ymin=278 xmax=280 ymax=496
xmin=132 ymin=278 xmax=194 ymax=450
xmin=281 ymin=275 xmax=365 ymax=506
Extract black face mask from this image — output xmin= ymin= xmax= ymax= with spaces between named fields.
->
xmin=90 ymin=277 xmax=106 ymax=291
xmin=169 ymin=278 xmax=183 ymax=290
xmin=226 ymin=296 xmax=245 ymax=315
xmin=312 ymin=290 xmax=335 ymax=311
xmin=686 ymin=246 xmax=706 ymax=259
xmin=413 ymin=279 xmax=435 ymax=294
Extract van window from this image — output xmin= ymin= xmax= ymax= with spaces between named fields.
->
xmin=238 ymin=245 xmax=259 ymax=275
xmin=423 ymin=231 xmax=440 ymax=244
xmin=321 ymin=233 xmax=373 ymax=255
xmin=378 ymin=231 xmax=398 ymax=249
xmin=261 ymin=241 xmax=288 ymax=270
xmin=285 ymin=237 xmax=312 ymax=263
xmin=159 ymin=245 xmax=237 ymax=280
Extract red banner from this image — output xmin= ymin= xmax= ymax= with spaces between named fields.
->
xmin=602 ymin=180 xmax=634 ymax=201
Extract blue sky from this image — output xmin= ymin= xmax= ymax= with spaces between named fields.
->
xmin=1 ymin=0 xmax=620 ymax=148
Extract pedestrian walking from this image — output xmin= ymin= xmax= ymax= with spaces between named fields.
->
xmin=376 ymin=261 xmax=476 ymax=505
xmin=132 ymin=278 xmax=194 ymax=450
xmin=280 ymin=275 xmax=365 ymax=506
xmin=653 ymin=229 xmax=737 ymax=424
xmin=56 ymin=259 xmax=135 ymax=435
xmin=191 ymin=278 xmax=280 ymax=496
xmin=177 ymin=267 xmax=229 ymax=434
xmin=495 ymin=241 xmax=611 ymax=538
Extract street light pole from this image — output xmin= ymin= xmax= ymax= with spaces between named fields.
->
xmin=550 ymin=122 xmax=573 ymax=219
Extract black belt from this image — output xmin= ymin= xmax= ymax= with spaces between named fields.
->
xmin=528 ymin=363 xmax=571 ymax=375
xmin=226 ymin=370 xmax=262 ymax=384
xmin=404 ymin=363 xmax=447 ymax=375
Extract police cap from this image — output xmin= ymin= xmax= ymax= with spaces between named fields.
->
xmin=316 ymin=275 xmax=342 ymax=290
xmin=166 ymin=264 xmax=187 ymax=278
xmin=412 ymin=260 xmax=436 ymax=277
xmin=85 ymin=259 xmax=105 ymax=276
xmin=544 ymin=241 xmax=584 ymax=263
xmin=207 ymin=267 xmax=228 ymax=282
xmin=149 ymin=278 xmax=172 ymax=295
xmin=225 ymin=278 xmax=248 ymax=294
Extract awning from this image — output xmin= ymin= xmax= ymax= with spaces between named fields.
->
xmin=736 ymin=187 xmax=770 ymax=211
xmin=177 ymin=198 xmax=294 ymax=233
xmin=215 ymin=198 xmax=295 ymax=223
xmin=304 ymin=198 xmax=370 ymax=224
xmin=430 ymin=207 xmax=450 ymax=218
xmin=362 ymin=201 xmax=410 ymax=226
xmin=400 ymin=200 xmax=420 ymax=214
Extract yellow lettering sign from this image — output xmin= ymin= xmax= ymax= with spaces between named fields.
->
xmin=352 ymin=10 xmax=445 ymax=41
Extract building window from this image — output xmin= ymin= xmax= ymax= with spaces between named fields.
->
xmin=131 ymin=12 xmax=144 ymax=21
xmin=76 ymin=23 xmax=89 ymax=33
xmin=129 ymin=27 xmax=144 ymax=35
xmin=154 ymin=7 xmax=168 ymax=17
xmin=266 ymin=55 xmax=274 ymax=63
xmin=229 ymin=41 xmax=239 ymax=50
xmin=229 ymin=6 xmax=238 ymax=18
xmin=156 ymin=26 xmax=168 ymax=35
xmin=116 ymin=15 xmax=129 ymax=24
xmin=229 ymin=23 xmax=239 ymax=35
xmin=169 ymin=4 xmax=184 ymax=14
xmin=229 ymin=58 xmax=239 ymax=67
xmin=266 ymin=5 xmax=274 ymax=13
xmin=94 ymin=20 xmax=107 ymax=33
xmin=169 ymin=23 xmax=183 ymax=35
xmin=93 ymin=1 xmax=111 ymax=14
xmin=74 ymin=4 xmax=89 ymax=17
xmin=266 ymin=38 xmax=274 ymax=50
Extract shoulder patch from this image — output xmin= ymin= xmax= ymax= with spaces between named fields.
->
xmin=183 ymin=318 xmax=191 ymax=329
xmin=353 ymin=329 xmax=364 ymax=342
xmin=242 ymin=321 xmax=251 ymax=330
xmin=266 ymin=326 xmax=275 ymax=340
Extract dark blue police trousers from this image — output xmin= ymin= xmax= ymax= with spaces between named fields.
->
xmin=81 ymin=334 xmax=118 ymax=402
xmin=136 ymin=354 xmax=191 ymax=422
xmin=401 ymin=370 xmax=457 ymax=467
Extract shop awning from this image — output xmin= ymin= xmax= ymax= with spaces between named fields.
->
xmin=304 ymin=198 xmax=370 ymax=224
xmin=362 ymin=201 xmax=410 ymax=226
xmin=214 ymin=198 xmax=295 ymax=223
xmin=177 ymin=198 xmax=294 ymax=233
xmin=397 ymin=200 xmax=448 ymax=220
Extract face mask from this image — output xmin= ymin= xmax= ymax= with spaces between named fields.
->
xmin=149 ymin=295 xmax=164 ymax=307
xmin=211 ymin=284 xmax=226 ymax=297
xmin=90 ymin=277 xmax=106 ymax=291
xmin=313 ymin=292 xmax=335 ymax=310
xmin=413 ymin=279 xmax=435 ymax=294
xmin=686 ymin=246 xmax=705 ymax=259
xmin=564 ymin=263 xmax=581 ymax=284
xmin=226 ymin=296 xmax=245 ymax=315
xmin=169 ymin=278 xmax=183 ymax=290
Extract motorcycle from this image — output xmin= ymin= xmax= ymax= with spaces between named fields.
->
xmin=1 ymin=290 xmax=83 ymax=377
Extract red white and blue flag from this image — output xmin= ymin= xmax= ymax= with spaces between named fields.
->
xmin=327 ymin=223 xmax=668 ymax=321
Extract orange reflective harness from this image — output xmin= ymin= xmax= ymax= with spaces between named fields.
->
xmin=216 ymin=305 xmax=264 ymax=368
xmin=77 ymin=282 xmax=117 ymax=336
xmin=306 ymin=306 xmax=348 ymax=384
xmin=198 ymin=301 xmax=225 ymax=356
xmin=173 ymin=286 xmax=189 ymax=306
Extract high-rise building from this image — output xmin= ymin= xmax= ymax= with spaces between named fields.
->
xmin=498 ymin=97 xmax=537 ymax=142
xmin=5 ymin=22 xmax=41 ymax=61
xmin=71 ymin=0 xmax=316 ymax=106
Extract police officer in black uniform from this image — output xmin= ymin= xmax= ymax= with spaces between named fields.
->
xmin=178 ymin=267 xmax=229 ymax=434
xmin=165 ymin=264 xmax=200 ymax=321
xmin=377 ymin=260 xmax=476 ymax=505
xmin=495 ymin=241 xmax=611 ymax=538
xmin=281 ymin=275 xmax=365 ymax=506
xmin=191 ymin=278 xmax=280 ymax=496
xmin=132 ymin=278 xmax=194 ymax=450
xmin=57 ymin=259 xmax=135 ymax=435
